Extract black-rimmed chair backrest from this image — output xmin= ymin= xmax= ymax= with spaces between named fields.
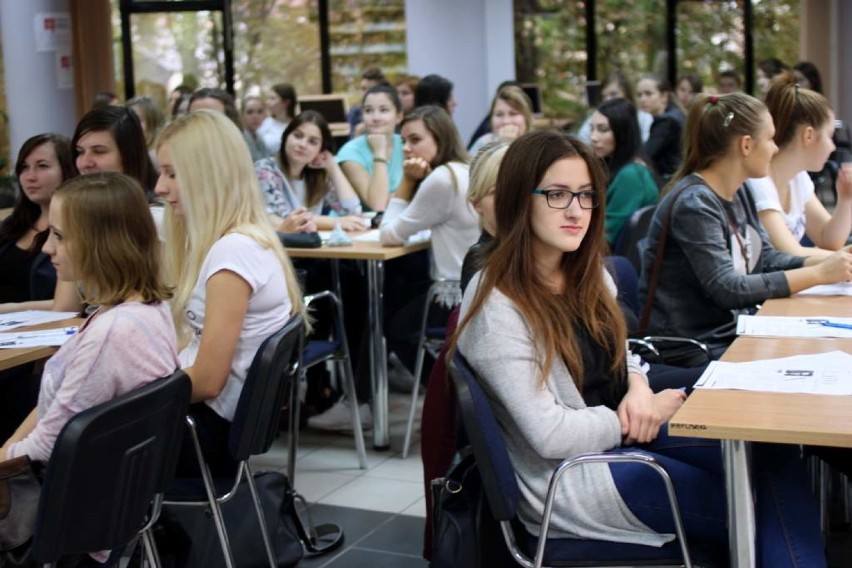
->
xmin=229 ymin=313 xmax=304 ymax=461
xmin=32 ymin=370 xmax=192 ymax=563
xmin=449 ymin=352 xmax=519 ymax=522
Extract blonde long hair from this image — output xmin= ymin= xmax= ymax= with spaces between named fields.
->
xmin=156 ymin=110 xmax=306 ymax=330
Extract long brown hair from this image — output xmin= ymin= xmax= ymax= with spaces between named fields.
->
xmin=765 ymin=71 xmax=831 ymax=149
xmin=450 ymin=130 xmax=626 ymax=387
xmin=55 ymin=172 xmax=171 ymax=306
xmin=278 ymin=110 xmax=334 ymax=209
xmin=665 ymin=92 xmax=766 ymax=194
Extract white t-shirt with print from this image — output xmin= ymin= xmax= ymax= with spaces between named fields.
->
xmin=748 ymin=171 xmax=815 ymax=243
xmin=178 ymin=232 xmax=292 ymax=421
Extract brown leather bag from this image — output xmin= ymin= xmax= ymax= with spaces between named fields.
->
xmin=0 ymin=455 xmax=40 ymax=551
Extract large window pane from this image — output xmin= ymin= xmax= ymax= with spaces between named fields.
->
xmin=232 ymin=0 xmax=321 ymax=99
xmin=596 ymin=0 xmax=666 ymax=84
xmin=327 ymin=0 xmax=406 ymax=99
xmin=676 ymin=1 xmax=745 ymax=94
xmin=514 ymin=0 xmax=586 ymax=122
xmin=753 ymin=0 xmax=799 ymax=83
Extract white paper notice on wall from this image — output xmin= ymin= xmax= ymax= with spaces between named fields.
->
xmin=56 ymin=48 xmax=73 ymax=89
xmin=34 ymin=12 xmax=71 ymax=53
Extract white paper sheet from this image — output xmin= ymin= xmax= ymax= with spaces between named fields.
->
xmin=694 ymin=351 xmax=852 ymax=395
xmin=797 ymin=282 xmax=852 ymax=296
xmin=0 ymin=326 xmax=78 ymax=348
xmin=352 ymin=229 xmax=430 ymax=244
xmin=0 ymin=311 xmax=79 ymax=332
xmin=736 ymin=315 xmax=852 ymax=338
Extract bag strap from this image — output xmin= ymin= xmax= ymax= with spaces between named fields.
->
xmin=638 ymin=182 xmax=692 ymax=334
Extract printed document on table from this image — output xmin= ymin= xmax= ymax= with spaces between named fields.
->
xmin=736 ymin=315 xmax=852 ymax=338
xmin=797 ymin=282 xmax=852 ymax=296
xmin=0 ymin=326 xmax=78 ymax=348
xmin=0 ymin=310 xmax=79 ymax=331
xmin=694 ymin=351 xmax=852 ymax=395
xmin=353 ymin=229 xmax=431 ymax=243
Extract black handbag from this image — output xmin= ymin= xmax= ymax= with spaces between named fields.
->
xmin=0 ymin=456 xmax=40 ymax=552
xmin=277 ymin=232 xmax=322 ymax=249
xmin=159 ymin=471 xmax=305 ymax=567
xmin=430 ymin=450 xmax=481 ymax=568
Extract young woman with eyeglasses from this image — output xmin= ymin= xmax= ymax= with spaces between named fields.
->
xmin=452 ymin=129 xmax=828 ymax=568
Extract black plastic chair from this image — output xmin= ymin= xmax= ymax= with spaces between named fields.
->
xmin=612 ymin=205 xmax=656 ymax=274
xmin=289 ymin=290 xmax=367 ymax=482
xmin=448 ymin=352 xmax=701 ymax=568
xmin=165 ymin=314 xmax=331 ymax=568
xmin=31 ymin=370 xmax=192 ymax=567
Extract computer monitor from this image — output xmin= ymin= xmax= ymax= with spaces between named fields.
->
xmin=298 ymin=94 xmax=350 ymax=133
xmin=520 ymin=83 xmax=543 ymax=116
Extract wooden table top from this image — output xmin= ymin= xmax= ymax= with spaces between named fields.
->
xmin=285 ymin=232 xmax=430 ymax=261
xmin=669 ymin=295 xmax=852 ymax=448
xmin=0 ymin=317 xmax=83 ymax=372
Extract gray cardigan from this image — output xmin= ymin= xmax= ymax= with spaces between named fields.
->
xmin=639 ymin=175 xmax=803 ymax=350
xmin=458 ymin=270 xmax=672 ymax=547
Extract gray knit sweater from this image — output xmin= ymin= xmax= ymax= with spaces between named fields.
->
xmin=458 ymin=270 xmax=672 ymax=546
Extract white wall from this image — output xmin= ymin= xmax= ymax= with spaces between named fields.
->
xmin=404 ymin=0 xmax=515 ymax=143
xmin=1 ymin=0 xmax=77 ymax=164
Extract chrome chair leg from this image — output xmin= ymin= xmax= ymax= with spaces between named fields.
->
xmin=187 ymin=417 xmax=236 ymax=568
xmin=141 ymin=528 xmax=162 ymax=568
xmin=339 ymin=358 xmax=367 ymax=468
xmin=244 ymin=462 xmax=277 ymax=567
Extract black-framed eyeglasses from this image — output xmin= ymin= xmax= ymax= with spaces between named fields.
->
xmin=531 ymin=188 xmax=598 ymax=210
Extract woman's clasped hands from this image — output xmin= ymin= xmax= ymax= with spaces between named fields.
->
xmin=617 ymin=374 xmax=686 ymax=445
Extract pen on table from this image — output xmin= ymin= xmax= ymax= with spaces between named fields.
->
xmin=819 ymin=321 xmax=852 ymax=331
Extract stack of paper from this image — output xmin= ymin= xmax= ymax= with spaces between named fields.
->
xmin=796 ymin=282 xmax=852 ymax=296
xmin=0 ymin=311 xmax=78 ymax=332
xmin=694 ymin=351 xmax=852 ymax=395
xmin=0 ymin=326 xmax=78 ymax=348
xmin=736 ymin=315 xmax=852 ymax=338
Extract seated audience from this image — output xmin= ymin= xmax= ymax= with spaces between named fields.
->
xmin=255 ymin=110 xmax=364 ymax=232
xmin=348 ymin=66 xmax=388 ymax=138
xmin=577 ymin=71 xmax=653 ymax=144
xmin=675 ymin=74 xmax=702 ymax=109
xmin=467 ymin=80 xmax=522 ymax=149
xmin=636 ymin=74 xmax=685 ymax=181
xmin=453 ymin=129 xmax=827 ymax=568
xmin=337 ymin=84 xmax=405 ymax=211
xmin=259 ymin=83 xmax=297 ymax=154
xmin=1 ymin=171 xmax=178 ymax=464
xmin=395 ymin=74 xmax=420 ymax=114
xmin=380 ymin=105 xmax=476 ymax=280
xmin=717 ymin=69 xmax=742 ymax=94
xmin=72 ymin=106 xmax=159 ymax=201
xmin=588 ymin=98 xmax=659 ymax=246
xmin=794 ymin=61 xmax=823 ymax=94
xmin=242 ymin=95 xmax=271 ymax=162
xmin=1 ymin=134 xmax=79 ymax=314
xmin=468 ymin=86 xmax=533 ymax=155
xmin=0 ymin=134 xmax=80 ymax=440
xmin=756 ymin=57 xmax=789 ymax=97
xmin=749 ymin=72 xmax=851 ymax=259
xmin=126 ymin=95 xmax=166 ymax=164
xmin=155 ymin=110 xmax=306 ymax=477
xmin=414 ymin=74 xmax=457 ymax=116
xmin=639 ymin=93 xmax=852 ymax=366
xmin=168 ymin=84 xmax=194 ymax=118
xmin=91 ymin=90 xmax=119 ymax=110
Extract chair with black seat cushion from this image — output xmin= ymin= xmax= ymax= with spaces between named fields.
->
xmin=289 ymin=291 xmax=367 ymax=482
xmin=31 ymin=370 xmax=192 ymax=567
xmin=165 ymin=314 xmax=344 ymax=568
xmin=448 ymin=351 xmax=721 ymax=568
xmin=612 ymin=204 xmax=656 ymax=274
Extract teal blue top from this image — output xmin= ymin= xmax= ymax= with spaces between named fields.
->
xmin=336 ymin=134 xmax=405 ymax=196
xmin=605 ymin=162 xmax=659 ymax=245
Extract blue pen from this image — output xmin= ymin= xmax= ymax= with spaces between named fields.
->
xmin=819 ymin=321 xmax=852 ymax=331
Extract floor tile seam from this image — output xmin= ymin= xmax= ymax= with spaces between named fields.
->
xmin=345 ymin=545 xmax=426 ymax=559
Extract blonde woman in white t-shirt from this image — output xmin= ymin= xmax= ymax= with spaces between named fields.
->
xmin=749 ymin=72 xmax=852 ymax=260
xmin=155 ymin=110 xmax=307 ymax=477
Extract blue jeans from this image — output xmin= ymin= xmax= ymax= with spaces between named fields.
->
xmin=608 ymin=427 xmax=826 ymax=568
